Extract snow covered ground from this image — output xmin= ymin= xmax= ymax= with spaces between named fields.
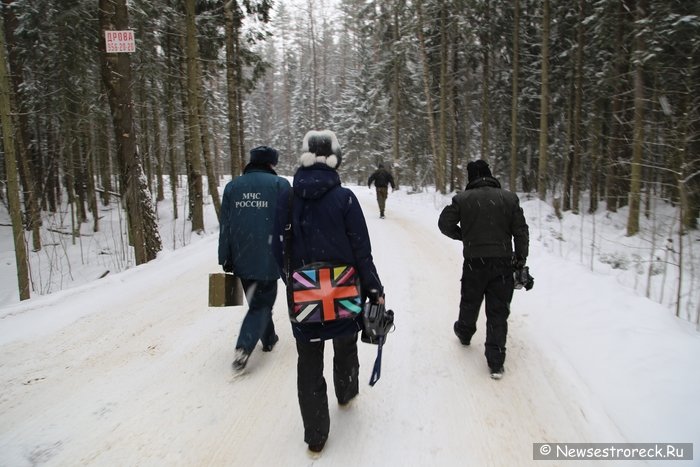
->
xmin=0 ymin=182 xmax=698 ymax=466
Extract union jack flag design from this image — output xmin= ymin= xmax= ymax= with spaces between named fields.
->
xmin=290 ymin=264 xmax=362 ymax=323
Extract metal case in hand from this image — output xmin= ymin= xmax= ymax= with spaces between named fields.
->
xmin=208 ymin=273 xmax=243 ymax=307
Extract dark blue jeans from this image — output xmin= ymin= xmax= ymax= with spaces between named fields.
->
xmin=236 ymin=279 xmax=278 ymax=353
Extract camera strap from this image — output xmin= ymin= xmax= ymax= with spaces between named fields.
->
xmin=284 ymin=189 xmax=294 ymax=307
xmin=368 ymin=336 xmax=384 ymax=386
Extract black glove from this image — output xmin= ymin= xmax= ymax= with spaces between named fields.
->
xmin=524 ymin=274 xmax=534 ymax=291
xmin=514 ymin=266 xmax=534 ymax=291
xmin=367 ymin=288 xmax=384 ymax=304
xmin=513 ymin=256 xmax=527 ymax=269
xmin=222 ymin=261 xmax=233 ymax=274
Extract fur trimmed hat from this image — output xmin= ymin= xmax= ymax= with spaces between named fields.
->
xmin=467 ymin=159 xmax=492 ymax=182
xmin=250 ymin=146 xmax=279 ymax=166
xmin=300 ymin=130 xmax=342 ymax=169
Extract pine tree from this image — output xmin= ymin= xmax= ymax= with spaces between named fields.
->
xmin=0 ymin=14 xmax=30 ymax=299
xmin=99 ymin=0 xmax=162 ymax=263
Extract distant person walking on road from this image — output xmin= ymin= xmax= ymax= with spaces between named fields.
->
xmin=438 ymin=159 xmax=529 ymax=380
xmin=367 ymin=163 xmax=396 ymax=218
xmin=218 ymin=146 xmax=291 ymax=373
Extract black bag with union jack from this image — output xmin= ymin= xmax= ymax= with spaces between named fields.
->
xmin=283 ymin=189 xmax=362 ymax=324
xmin=289 ymin=263 xmax=362 ymax=323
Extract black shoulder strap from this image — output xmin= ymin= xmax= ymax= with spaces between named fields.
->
xmin=284 ymin=188 xmax=294 ymax=308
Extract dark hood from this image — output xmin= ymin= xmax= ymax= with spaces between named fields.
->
xmin=293 ymin=163 xmax=341 ymax=200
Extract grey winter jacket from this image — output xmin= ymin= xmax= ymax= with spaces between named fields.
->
xmin=438 ymin=177 xmax=529 ymax=261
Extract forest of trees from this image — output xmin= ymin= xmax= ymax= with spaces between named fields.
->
xmin=0 ymin=0 xmax=698 ymax=302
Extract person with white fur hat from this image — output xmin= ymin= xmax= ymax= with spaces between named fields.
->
xmin=272 ymin=130 xmax=386 ymax=454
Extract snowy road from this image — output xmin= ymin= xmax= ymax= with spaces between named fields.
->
xmin=0 ymin=187 xmax=653 ymax=466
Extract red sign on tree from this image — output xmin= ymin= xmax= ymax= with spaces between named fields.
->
xmin=105 ymin=30 xmax=136 ymax=53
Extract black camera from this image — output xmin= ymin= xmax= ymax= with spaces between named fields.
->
xmin=513 ymin=266 xmax=534 ymax=291
xmin=361 ymin=302 xmax=394 ymax=344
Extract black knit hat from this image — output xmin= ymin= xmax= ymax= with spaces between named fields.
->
xmin=249 ymin=146 xmax=279 ymax=166
xmin=467 ymin=159 xmax=492 ymax=182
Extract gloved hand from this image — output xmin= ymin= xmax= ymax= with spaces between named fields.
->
xmin=513 ymin=256 xmax=527 ymax=270
xmin=222 ymin=261 xmax=234 ymax=274
xmin=367 ymin=289 xmax=385 ymax=305
xmin=514 ymin=265 xmax=534 ymax=291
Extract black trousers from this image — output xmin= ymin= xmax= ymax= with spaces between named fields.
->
xmin=454 ymin=258 xmax=514 ymax=369
xmin=296 ymin=333 xmax=359 ymax=445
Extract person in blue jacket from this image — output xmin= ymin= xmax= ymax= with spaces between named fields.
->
xmin=272 ymin=130 xmax=385 ymax=454
xmin=218 ymin=146 xmax=291 ymax=372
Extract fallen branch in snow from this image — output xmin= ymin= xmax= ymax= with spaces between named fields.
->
xmin=47 ymin=228 xmax=94 ymax=237
xmin=94 ymin=188 xmax=122 ymax=198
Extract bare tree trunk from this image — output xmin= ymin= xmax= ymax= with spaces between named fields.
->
xmin=606 ymin=0 xmax=632 ymax=213
xmin=164 ymin=25 xmax=178 ymax=219
xmin=98 ymin=102 xmax=113 ymax=206
xmin=571 ymin=0 xmax=585 ymax=215
xmin=682 ymin=56 xmax=700 ymax=230
xmin=184 ymin=0 xmax=205 ymax=233
xmin=391 ymin=0 xmax=403 ymax=187
xmin=676 ymin=198 xmax=684 ymax=318
xmin=436 ymin=0 xmax=448 ymax=194
xmin=675 ymin=66 xmax=692 ymax=317
xmin=416 ymin=0 xmax=440 ymax=190
xmin=537 ymin=0 xmax=550 ymax=201
xmin=151 ymin=82 xmax=165 ymax=202
xmin=224 ymin=1 xmax=243 ymax=177
xmin=237 ymin=89 xmax=246 ymax=170
xmin=99 ymin=0 xmax=162 ymax=264
xmin=509 ymin=0 xmax=520 ymax=192
xmin=197 ymin=68 xmax=222 ymax=220
xmin=562 ymin=74 xmax=574 ymax=211
xmin=2 ymin=0 xmax=41 ymax=252
xmin=449 ymin=37 xmax=459 ymax=192
xmin=86 ymin=120 xmax=100 ymax=232
xmin=460 ymin=55 xmax=472 ymax=191
xmin=62 ymin=110 xmax=78 ymax=241
xmin=45 ymin=124 xmax=58 ymax=213
xmin=139 ymin=82 xmax=153 ymax=195
xmin=480 ymin=0 xmax=491 ymax=163
xmin=627 ymin=0 xmax=646 ymax=236
xmin=0 ymin=16 xmax=30 ymax=300
xmin=167 ymin=96 xmax=178 ymax=220
xmin=307 ymin=0 xmax=318 ymax=128
xmin=72 ymin=106 xmax=88 ymax=224
xmin=589 ymin=99 xmax=604 ymax=213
